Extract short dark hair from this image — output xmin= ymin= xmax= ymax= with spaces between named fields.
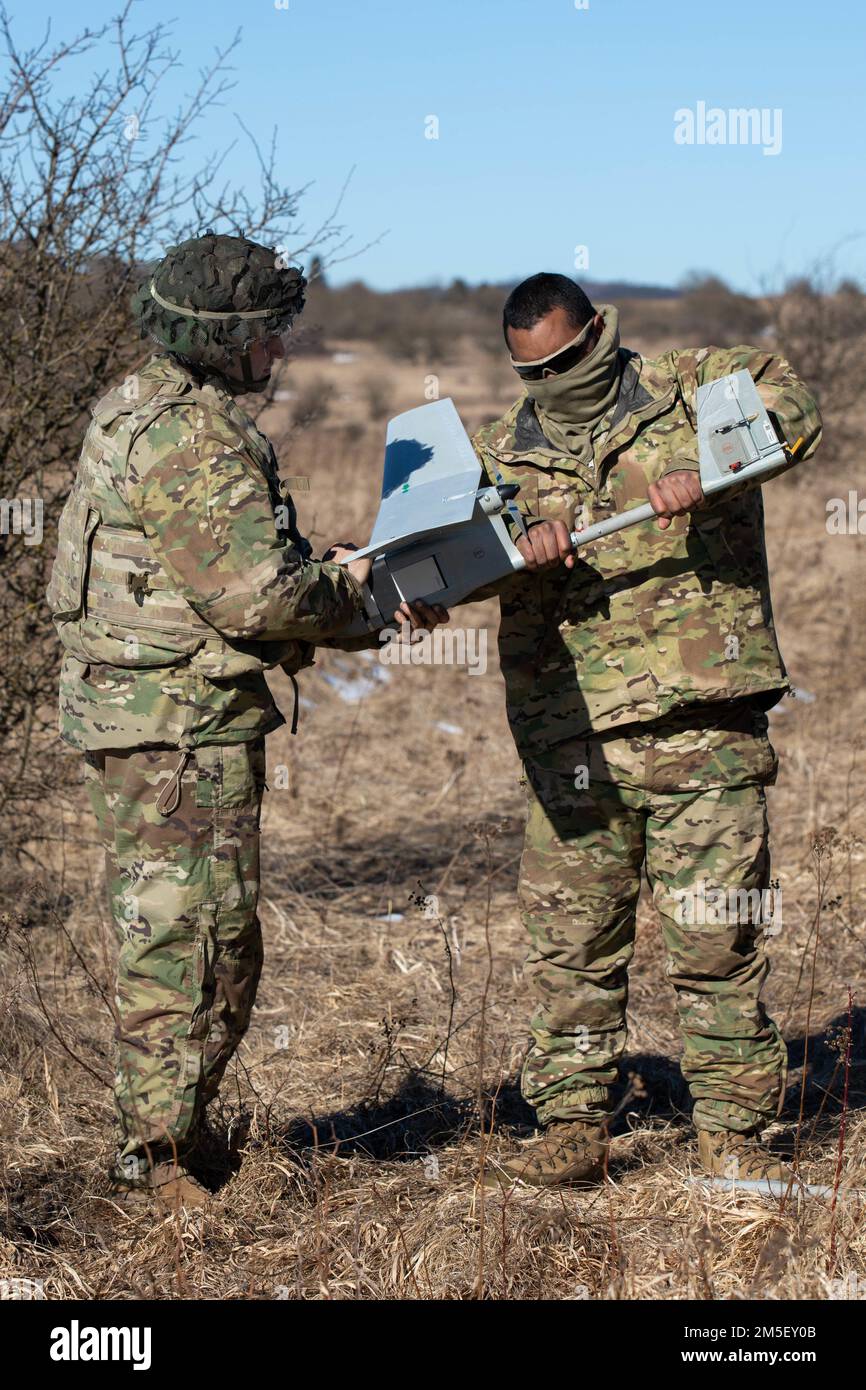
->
xmin=502 ymin=273 xmax=596 ymax=343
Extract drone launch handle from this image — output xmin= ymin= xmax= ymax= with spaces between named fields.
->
xmin=567 ymin=435 xmax=804 ymax=551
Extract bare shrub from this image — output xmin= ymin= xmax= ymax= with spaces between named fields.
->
xmin=291 ymin=376 xmax=335 ymax=431
xmin=673 ymin=273 xmax=769 ymax=347
xmin=768 ymin=274 xmax=866 ymax=461
xmin=360 ymin=375 xmax=392 ymax=421
xmin=305 ymin=278 xmax=504 ymax=363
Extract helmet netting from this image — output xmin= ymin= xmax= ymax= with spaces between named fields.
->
xmin=131 ymin=232 xmax=307 ymax=372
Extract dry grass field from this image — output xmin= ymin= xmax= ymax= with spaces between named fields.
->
xmin=1 ymin=312 xmax=865 ymax=1301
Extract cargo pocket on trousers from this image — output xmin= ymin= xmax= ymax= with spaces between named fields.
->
xmin=728 ymin=707 xmax=779 ymax=789
xmin=751 ymin=707 xmax=779 ymax=787
xmin=194 ymin=743 xmax=259 ymax=810
xmin=187 ymin=903 xmax=218 ymax=1042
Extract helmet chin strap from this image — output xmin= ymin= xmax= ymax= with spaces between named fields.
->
xmin=240 ymin=350 xmax=257 ymax=387
xmin=234 ymin=348 xmax=270 ymax=392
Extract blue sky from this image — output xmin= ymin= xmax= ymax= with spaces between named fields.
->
xmin=9 ymin=0 xmax=865 ymax=291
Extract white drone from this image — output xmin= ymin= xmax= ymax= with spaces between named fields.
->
xmin=337 ymin=369 xmax=803 ymax=636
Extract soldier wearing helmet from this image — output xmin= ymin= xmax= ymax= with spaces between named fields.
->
xmin=48 ymin=233 xmax=446 ymax=1206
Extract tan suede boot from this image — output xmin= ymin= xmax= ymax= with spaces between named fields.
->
xmin=483 ymin=1119 xmax=609 ymax=1191
xmin=111 ymin=1160 xmax=211 ymax=1210
xmin=697 ymin=1129 xmax=792 ymax=1188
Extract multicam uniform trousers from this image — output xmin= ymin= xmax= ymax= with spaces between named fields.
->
xmin=84 ymin=738 xmax=266 ymax=1175
xmin=518 ymin=699 xmax=788 ymax=1134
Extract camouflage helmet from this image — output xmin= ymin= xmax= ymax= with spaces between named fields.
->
xmin=132 ymin=232 xmax=307 ymax=388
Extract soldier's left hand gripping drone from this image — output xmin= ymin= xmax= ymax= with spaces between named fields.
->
xmin=335 ymin=369 xmax=805 ymax=637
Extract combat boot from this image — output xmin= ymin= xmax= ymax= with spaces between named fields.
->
xmin=697 ymin=1129 xmax=793 ymax=1190
xmin=483 ymin=1119 xmax=609 ymax=1190
xmin=110 ymin=1160 xmax=211 ymax=1210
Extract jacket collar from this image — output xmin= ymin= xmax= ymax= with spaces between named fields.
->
xmin=143 ymin=352 xmax=234 ymax=403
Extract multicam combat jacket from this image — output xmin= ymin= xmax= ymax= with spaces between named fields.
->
xmin=471 ymin=344 xmax=822 ymax=759
xmin=49 ymin=354 xmax=364 ymax=750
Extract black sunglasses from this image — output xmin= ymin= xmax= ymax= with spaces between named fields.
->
xmin=511 ymin=322 xmax=598 ymax=381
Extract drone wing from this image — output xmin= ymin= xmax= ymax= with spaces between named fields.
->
xmin=348 ymin=398 xmax=481 ymax=562
xmin=696 ymin=368 xmax=788 ymax=491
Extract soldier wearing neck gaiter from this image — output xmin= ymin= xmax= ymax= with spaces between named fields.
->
xmin=522 ymin=304 xmax=621 ymax=465
xmin=471 ymin=273 xmax=822 ymax=1191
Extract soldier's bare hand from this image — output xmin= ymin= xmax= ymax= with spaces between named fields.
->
xmin=393 ymin=599 xmax=450 ymax=632
xmin=516 ymin=519 xmax=575 ymax=571
xmin=324 ymin=542 xmax=372 ymax=588
xmin=647 ymin=471 xmax=705 ymax=530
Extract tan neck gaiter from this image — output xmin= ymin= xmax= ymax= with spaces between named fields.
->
xmin=528 ymin=304 xmax=622 ymax=463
